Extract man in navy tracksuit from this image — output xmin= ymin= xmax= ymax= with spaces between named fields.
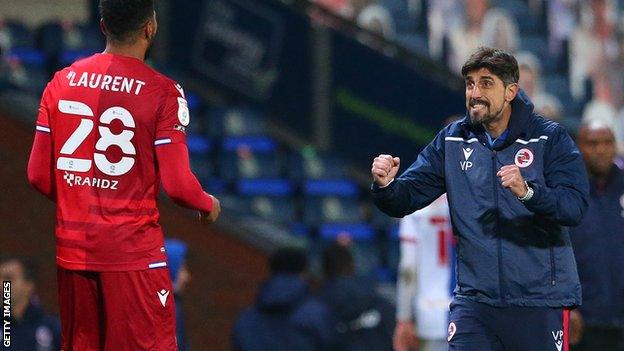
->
xmin=371 ymin=47 xmax=589 ymax=351
xmin=569 ymin=121 xmax=624 ymax=350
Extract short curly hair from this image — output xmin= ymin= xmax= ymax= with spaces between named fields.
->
xmin=461 ymin=47 xmax=519 ymax=86
xmin=99 ymin=0 xmax=154 ymax=43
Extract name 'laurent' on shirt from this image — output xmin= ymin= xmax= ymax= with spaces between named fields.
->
xmin=67 ymin=71 xmax=146 ymax=95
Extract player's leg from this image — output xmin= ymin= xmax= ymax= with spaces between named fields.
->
xmin=496 ymin=306 xmax=570 ymax=351
xmin=99 ymin=267 xmax=177 ymax=351
xmin=447 ymin=298 xmax=505 ymax=351
xmin=57 ymin=266 xmax=103 ymax=351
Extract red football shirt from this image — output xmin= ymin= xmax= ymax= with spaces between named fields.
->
xmin=34 ymin=53 xmax=201 ymax=271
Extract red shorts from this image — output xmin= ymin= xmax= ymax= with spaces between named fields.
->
xmin=57 ymin=266 xmax=178 ymax=351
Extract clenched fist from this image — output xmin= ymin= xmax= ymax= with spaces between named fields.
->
xmin=497 ymin=165 xmax=528 ymax=198
xmin=372 ymin=154 xmax=400 ymax=187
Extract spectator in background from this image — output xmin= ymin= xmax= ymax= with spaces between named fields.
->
xmin=445 ymin=0 xmax=519 ymax=74
xmin=516 ymin=51 xmax=563 ymax=122
xmin=165 ymin=238 xmax=191 ymax=351
xmin=232 ymin=247 xmax=334 ymax=351
xmin=61 ymin=20 xmax=84 ymax=50
xmin=568 ymin=0 xmax=619 ymax=101
xmin=547 ymin=0 xmax=579 ymax=64
xmin=569 ymin=119 xmax=624 ymax=351
xmin=321 ymin=243 xmax=394 ymax=351
xmin=582 ymin=100 xmax=624 ymax=154
xmin=0 ymin=257 xmax=61 ymax=351
xmin=357 ymin=2 xmax=395 ymax=40
xmin=481 ymin=8 xmax=519 ymax=54
xmin=393 ymin=194 xmax=453 ymax=351
xmin=0 ymin=19 xmax=12 ymax=55
xmin=428 ymin=0 xmax=464 ymax=60
xmin=447 ymin=0 xmax=490 ymax=73
xmin=314 ymin=0 xmax=353 ymax=18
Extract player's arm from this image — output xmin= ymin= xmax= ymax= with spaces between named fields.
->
xmin=156 ymin=141 xmax=220 ymax=223
xmin=27 ymin=86 xmax=56 ymax=201
xmin=155 ymin=81 xmax=220 ymax=223
xmin=372 ymin=129 xmax=446 ymax=217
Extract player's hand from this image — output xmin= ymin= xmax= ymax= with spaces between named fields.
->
xmin=569 ymin=309 xmax=584 ymax=345
xmin=496 ymin=165 xmax=527 ymax=197
xmin=372 ymin=154 xmax=400 ymax=187
xmin=393 ymin=320 xmax=419 ymax=351
xmin=199 ymin=195 xmax=221 ymax=224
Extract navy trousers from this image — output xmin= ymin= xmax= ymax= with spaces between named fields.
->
xmin=447 ymin=297 xmax=570 ymax=351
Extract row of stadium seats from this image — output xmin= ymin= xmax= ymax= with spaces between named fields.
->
xmin=182 ymin=98 xmax=402 ymax=279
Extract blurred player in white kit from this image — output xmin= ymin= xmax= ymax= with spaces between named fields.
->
xmin=393 ymin=194 xmax=454 ymax=351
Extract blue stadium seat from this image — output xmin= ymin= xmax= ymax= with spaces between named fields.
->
xmin=218 ymin=136 xmax=283 ymax=180
xmin=319 ymin=223 xmax=375 ymax=241
xmin=236 ymin=179 xmax=296 ymax=223
xmin=9 ymin=47 xmax=46 ymax=68
xmin=7 ymin=48 xmax=48 ymax=94
xmin=207 ymin=107 xmax=267 ymax=137
xmin=302 ymin=179 xmax=361 ymax=224
xmin=187 ymin=134 xmax=214 ymax=181
xmin=201 ymin=179 xmax=227 ymax=195
xmin=187 ymin=134 xmax=212 ymax=155
xmin=292 ymin=222 xmax=310 ymax=237
xmin=289 ymin=147 xmax=348 ymax=180
xmin=60 ymin=49 xmax=99 ymax=66
xmin=302 ymin=179 xmax=358 ymax=196
xmin=6 ymin=20 xmax=34 ymax=48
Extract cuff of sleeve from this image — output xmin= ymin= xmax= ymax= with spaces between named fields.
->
xmin=522 ymin=181 xmax=542 ymax=209
xmin=371 ymin=178 xmax=395 ymax=193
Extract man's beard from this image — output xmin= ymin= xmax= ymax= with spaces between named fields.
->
xmin=469 ymin=100 xmax=505 ymax=126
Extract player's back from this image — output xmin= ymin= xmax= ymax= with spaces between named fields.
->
xmin=40 ymin=53 xmax=185 ymax=271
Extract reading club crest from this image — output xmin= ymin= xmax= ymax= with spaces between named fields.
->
xmin=514 ymin=148 xmax=534 ymax=168
xmin=447 ymin=322 xmax=457 ymax=341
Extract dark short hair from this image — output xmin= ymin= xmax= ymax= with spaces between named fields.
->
xmin=461 ymin=47 xmax=519 ymax=86
xmin=99 ymin=0 xmax=154 ymax=43
xmin=269 ymin=247 xmax=308 ymax=275
xmin=322 ymin=243 xmax=354 ymax=279
xmin=0 ymin=256 xmax=36 ymax=282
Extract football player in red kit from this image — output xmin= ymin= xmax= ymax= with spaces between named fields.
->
xmin=26 ymin=1 xmax=219 ymax=349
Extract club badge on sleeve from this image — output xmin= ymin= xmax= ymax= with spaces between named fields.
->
xmin=177 ymin=97 xmax=190 ymax=126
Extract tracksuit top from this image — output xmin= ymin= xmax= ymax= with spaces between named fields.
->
xmin=373 ymin=90 xmax=589 ymax=307
xmin=570 ymin=165 xmax=624 ymax=327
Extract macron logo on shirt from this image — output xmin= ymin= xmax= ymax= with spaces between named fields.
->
xmin=157 ymin=289 xmax=170 ymax=307
xmin=461 ymin=148 xmax=474 ymax=171
xmin=462 ymin=147 xmax=474 ymax=161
